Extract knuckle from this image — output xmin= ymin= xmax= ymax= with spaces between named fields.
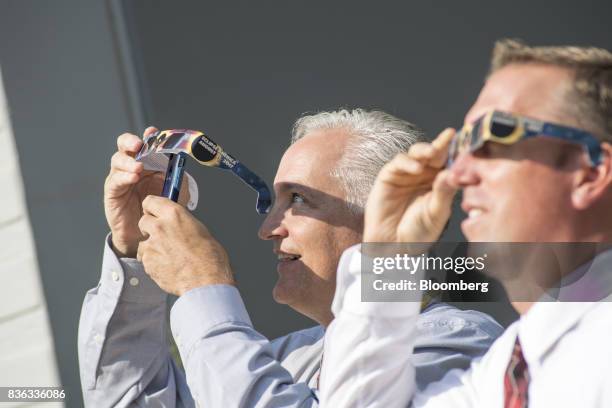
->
xmin=110 ymin=151 xmax=119 ymax=165
xmin=142 ymin=195 xmax=152 ymax=208
xmin=137 ymin=216 xmax=145 ymax=231
xmin=150 ymin=221 xmax=162 ymax=234
xmin=166 ymin=204 xmax=180 ymax=219
xmin=412 ymin=142 xmax=430 ymax=150
xmin=104 ymin=173 xmax=114 ymax=189
xmin=111 ymin=151 xmax=126 ymax=169
xmin=379 ymin=160 xmax=395 ymax=175
xmin=408 ymin=144 xmax=426 ymax=155
xmin=117 ymin=133 xmax=129 ymax=146
xmin=389 ymin=153 xmax=407 ymax=167
xmin=404 ymin=156 xmax=417 ymax=165
xmin=118 ymin=133 xmax=138 ymax=150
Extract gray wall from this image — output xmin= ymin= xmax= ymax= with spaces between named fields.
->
xmin=2 ymin=1 xmax=611 ymax=406
xmin=0 ymin=66 xmax=63 ymax=407
xmin=1 ymin=1 xmax=135 ymax=406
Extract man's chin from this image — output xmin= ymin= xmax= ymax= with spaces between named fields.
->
xmin=463 ymin=227 xmax=496 ymax=242
xmin=272 ymin=282 xmax=294 ymax=305
xmin=271 ymin=288 xmax=288 ymax=305
xmin=272 ymin=279 xmax=310 ymax=309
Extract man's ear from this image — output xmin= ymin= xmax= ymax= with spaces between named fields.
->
xmin=572 ymin=142 xmax=612 ymax=210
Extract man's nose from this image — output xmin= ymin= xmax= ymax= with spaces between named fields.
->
xmin=258 ymin=208 xmax=288 ymax=241
xmin=449 ymin=152 xmax=481 ymax=187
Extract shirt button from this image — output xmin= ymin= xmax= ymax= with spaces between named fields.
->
xmin=93 ymin=334 xmax=103 ymax=344
xmin=111 ymin=271 xmax=120 ymax=282
xmin=129 ymin=277 xmax=139 ymax=286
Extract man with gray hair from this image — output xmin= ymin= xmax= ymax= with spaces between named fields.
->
xmin=79 ymin=108 xmax=502 ymax=407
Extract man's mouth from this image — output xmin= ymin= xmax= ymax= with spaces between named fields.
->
xmin=461 ymin=199 xmax=487 ymax=220
xmin=275 ymin=251 xmax=302 ymax=275
xmin=276 ymin=252 xmax=301 ymax=262
xmin=460 ymin=202 xmax=488 ymax=237
xmin=467 ymin=208 xmax=484 ymax=219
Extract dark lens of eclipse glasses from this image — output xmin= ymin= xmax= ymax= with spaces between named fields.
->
xmin=490 ymin=114 xmax=518 ymax=138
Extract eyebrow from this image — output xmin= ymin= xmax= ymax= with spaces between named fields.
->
xmin=275 ymin=182 xmax=309 ymax=194
xmin=275 ymin=182 xmax=325 ymax=203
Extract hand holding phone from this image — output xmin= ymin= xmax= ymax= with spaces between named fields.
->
xmin=161 ymin=152 xmax=187 ymax=202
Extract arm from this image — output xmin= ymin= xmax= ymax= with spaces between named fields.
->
xmin=79 ymin=128 xmax=200 ymax=406
xmin=169 ymin=284 xmax=319 ymax=407
xmin=319 ymin=246 xmax=482 ymax=408
xmin=411 ymin=303 xmax=503 ymax=390
xmin=319 ymin=244 xmax=421 ymax=407
xmin=320 ymin=129 xmax=483 ymax=407
xmin=78 ymin=236 xmax=194 ymax=407
xmin=137 ymin=196 xmax=322 ymax=407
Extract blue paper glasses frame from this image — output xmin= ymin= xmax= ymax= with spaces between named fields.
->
xmin=447 ymin=110 xmax=603 ymax=167
xmin=137 ymin=129 xmax=272 ymax=214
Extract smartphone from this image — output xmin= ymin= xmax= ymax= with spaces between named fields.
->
xmin=161 ymin=152 xmax=187 ymax=202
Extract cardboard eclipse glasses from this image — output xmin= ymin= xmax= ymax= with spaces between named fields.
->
xmin=136 ymin=129 xmax=272 ymax=214
xmin=448 ymin=110 xmax=603 ymax=167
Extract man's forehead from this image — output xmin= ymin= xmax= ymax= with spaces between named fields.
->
xmin=465 ymin=63 xmax=574 ymax=125
xmin=274 ymin=128 xmax=349 ymax=187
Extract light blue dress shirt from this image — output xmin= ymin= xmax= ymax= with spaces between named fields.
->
xmin=78 ymin=237 xmax=503 ymax=407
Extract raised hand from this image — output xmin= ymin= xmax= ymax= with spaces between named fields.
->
xmin=104 ymin=127 xmax=188 ymax=257
xmin=363 ymin=128 xmax=458 ymax=244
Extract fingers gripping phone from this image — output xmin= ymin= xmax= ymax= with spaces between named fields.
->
xmin=161 ymin=152 xmax=187 ymax=202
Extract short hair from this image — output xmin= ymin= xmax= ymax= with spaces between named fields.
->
xmin=490 ymin=38 xmax=612 ymax=143
xmin=291 ymin=108 xmax=423 ymax=214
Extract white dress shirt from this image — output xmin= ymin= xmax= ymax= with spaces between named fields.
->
xmin=77 ymin=237 xmax=502 ymax=407
xmin=320 ymin=245 xmax=612 ymax=408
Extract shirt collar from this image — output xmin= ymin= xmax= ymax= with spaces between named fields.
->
xmin=557 ymin=247 xmax=612 ymax=301
xmin=517 ymin=248 xmax=612 ymax=366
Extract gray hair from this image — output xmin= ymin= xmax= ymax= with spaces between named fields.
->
xmin=291 ymin=108 xmax=424 ymax=214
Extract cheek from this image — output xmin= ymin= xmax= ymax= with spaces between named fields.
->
xmin=492 ymin=168 xmax=574 ymax=228
xmin=298 ymin=224 xmax=335 ymax=275
xmin=291 ymin=219 xmax=358 ymax=279
xmin=313 ymin=226 xmax=361 ymax=281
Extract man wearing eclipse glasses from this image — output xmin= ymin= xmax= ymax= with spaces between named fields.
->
xmin=320 ymin=39 xmax=612 ymax=407
xmin=78 ymin=109 xmax=502 ymax=407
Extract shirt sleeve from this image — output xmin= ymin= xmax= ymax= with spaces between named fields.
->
xmin=170 ymin=284 xmax=319 ymax=407
xmin=411 ymin=304 xmax=503 ymax=390
xmin=78 ymin=235 xmax=194 ymax=408
xmin=319 ymin=244 xmax=483 ymax=408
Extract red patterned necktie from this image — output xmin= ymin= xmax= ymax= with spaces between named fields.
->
xmin=504 ymin=338 xmax=530 ymax=408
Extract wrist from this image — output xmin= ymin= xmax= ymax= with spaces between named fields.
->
xmin=110 ymin=234 xmax=138 ymax=258
xmin=177 ymin=275 xmax=236 ymax=297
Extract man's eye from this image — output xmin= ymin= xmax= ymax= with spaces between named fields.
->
xmin=291 ymin=193 xmax=305 ymax=204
